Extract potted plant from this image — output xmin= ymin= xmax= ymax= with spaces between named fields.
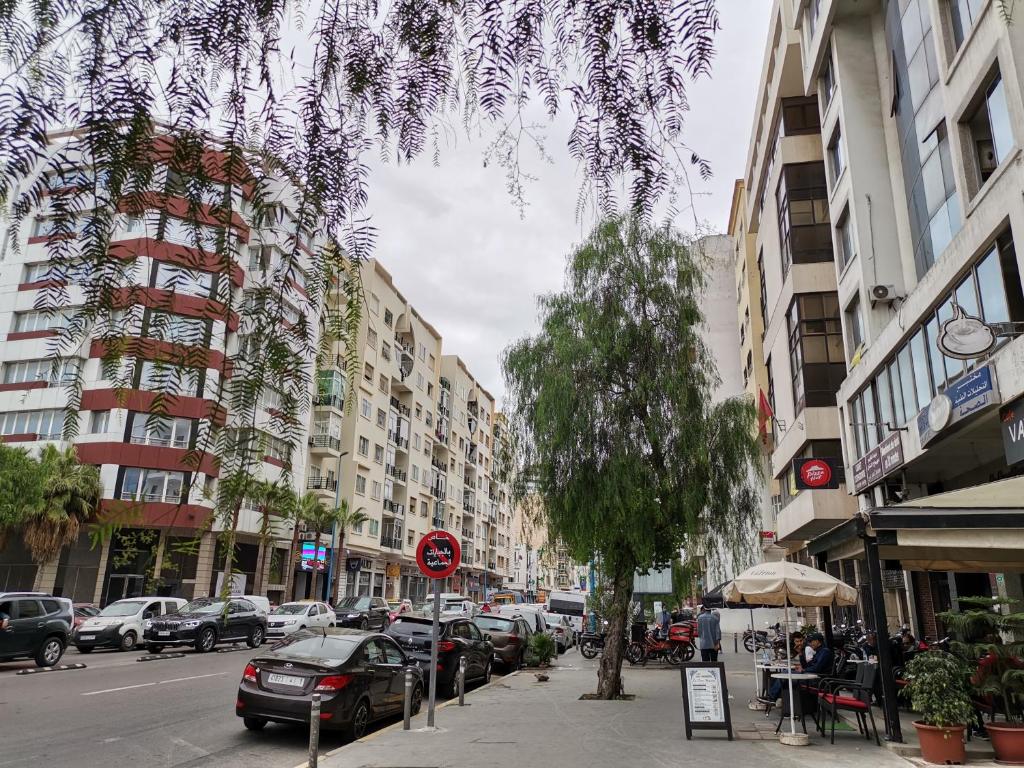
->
xmin=902 ymin=652 xmax=975 ymax=764
xmin=530 ymin=632 xmax=557 ymax=668
xmin=939 ymin=597 xmax=1024 ymax=764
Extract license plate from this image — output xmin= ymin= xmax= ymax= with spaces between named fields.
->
xmin=268 ymin=673 xmax=304 ymax=687
xmin=79 ymin=635 xmax=95 ymax=640
xmin=158 ymin=631 xmax=170 ymax=637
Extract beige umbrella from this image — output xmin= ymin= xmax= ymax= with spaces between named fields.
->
xmin=724 ymin=561 xmax=858 ymax=744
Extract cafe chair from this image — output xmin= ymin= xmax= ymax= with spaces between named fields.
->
xmin=817 ymin=663 xmax=880 ymax=746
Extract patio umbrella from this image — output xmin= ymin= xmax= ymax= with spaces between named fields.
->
xmin=701 ymin=580 xmax=773 ymax=701
xmin=724 ymin=561 xmax=857 ymax=744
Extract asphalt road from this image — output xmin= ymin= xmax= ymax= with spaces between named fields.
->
xmin=1 ymin=641 xmax=534 ymax=768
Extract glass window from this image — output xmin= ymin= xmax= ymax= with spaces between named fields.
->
xmin=137 ymin=360 xmax=201 ymax=397
xmin=950 ymin=0 xmax=984 ymax=48
xmin=0 ymin=409 xmax=64 ymax=439
xmin=877 ymin=367 xmax=895 ymax=431
xmin=897 ymin=343 xmax=918 ymax=415
xmin=130 ymin=413 xmax=192 ymax=448
xmin=777 ymin=163 xmax=832 ymax=273
xmin=976 ymin=245 xmax=1010 ymax=323
xmin=828 ymin=130 xmax=845 ymax=184
xmin=121 ymin=467 xmax=186 ymax=503
xmin=3 ymin=358 xmax=80 ymax=386
xmin=935 ymin=299 xmax=964 ymax=384
xmin=355 ymin=475 xmax=367 ymax=495
xmin=966 ymin=69 xmax=1013 ymax=187
xmin=90 ymin=410 xmax=110 ymax=433
xmin=820 ymin=49 xmax=836 ymax=108
xmin=863 ymin=385 xmax=880 ymax=450
xmin=788 ymin=293 xmax=845 ymax=411
xmin=845 ymin=294 xmax=864 ymax=360
xmin=888 ymin=361 xmax=906 ymax=426
xmin=17 ymin=599 xmax=43 ymax=619
xmin=781 ymin=96 xmax=821 ymax=135
xmin=358 ymin=436 xmax=369 ymax=456
xmin=836 ymin=207 xmax=855 ymax=268
xmin=909 ymin=329 xmax=933 ymax=408
xmin=154 ymin=261 xmax=213 ymax=298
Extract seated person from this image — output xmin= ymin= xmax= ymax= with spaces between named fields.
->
xmin=759 ymin=633 xmax=833 ymax=704
xmin=861 ymin=630 xmax=880 ymax=660
xmin=789 ymin=631 xmax=805 ymax=661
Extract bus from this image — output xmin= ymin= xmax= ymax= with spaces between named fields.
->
xmin=547 ymin=590 xmax=586 ymax=634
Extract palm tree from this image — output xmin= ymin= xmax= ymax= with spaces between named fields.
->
xmin=24 ymin=445 xmax=103 ymax=566
xmin=295 ymin=493 xmax=334 ymax=601
xmin=251 ymin=481 xmax=296 ymax=595
xmin=330 ymin=500 xmax=369 ymax=605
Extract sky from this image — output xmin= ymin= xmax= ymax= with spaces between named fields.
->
xmin=364 ymin=3 xmax=773 ymax=403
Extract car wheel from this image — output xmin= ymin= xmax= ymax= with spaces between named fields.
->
xmin=77 ymin=646 xmax=94 ymax=654
xmin=410 ymin=683 xmax=423 ymax=715
xmin=445 ymin=667 xmax=461 ymax=699
xmin=243 ymin=717 xmax=267 ymax=731
xmin=359 ymin=618 xmax=368 ymax=631
xmin=346 ymin=699 xmax=370 ymax=740
xmin=145 ymin=644 xmax=162 ymax=654
xmin=195 ymin=627 xmax=217 ymax=653
xmin=119 ymin=631 xmax=138 ymax=652
xmin=36 ymin=636 xmax=65 ymax=667
xmin=247 ymin=626 xmax=264 ymax=648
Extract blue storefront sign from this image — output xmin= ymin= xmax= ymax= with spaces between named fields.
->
xmin=916 ymin=363 xmax=999 ymax=447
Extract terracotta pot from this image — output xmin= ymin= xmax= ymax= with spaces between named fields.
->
xmin=914 ymin=721 xmax=967 ymax=765
xmin=988 ymin=722 xmax=1024 ymax=765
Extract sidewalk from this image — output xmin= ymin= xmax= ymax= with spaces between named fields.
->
xmin=312 ymin=651 xmax=915 ymax=768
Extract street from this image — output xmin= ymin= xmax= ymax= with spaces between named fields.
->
xmin=2 ymin=642 xmax=524 ymax=768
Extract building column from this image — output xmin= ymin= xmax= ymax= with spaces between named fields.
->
xmin=151 ymin=530 xmax=166 ymax=588
xmin=193 ymin=532 xmax=217 ymax=598
xmin=32 ymin=554 xmax=60 ymax=593
xmin=92 ymin=538 xmax=111 ymax=605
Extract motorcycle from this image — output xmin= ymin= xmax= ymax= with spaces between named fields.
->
xmin=579 ymin=631 xmax=606 ymax=659
xmin=626 ymin=623 xmax=695 ymax=665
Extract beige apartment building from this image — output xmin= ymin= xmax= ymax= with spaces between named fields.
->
xmin=736 ymin=0 xmax=1024 ymax=643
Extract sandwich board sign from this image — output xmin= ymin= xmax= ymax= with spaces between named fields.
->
xmin=680 ymin=662 xmax=733 ymax=740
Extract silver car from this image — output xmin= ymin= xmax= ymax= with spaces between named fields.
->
xmin=543 ymin=613 xmax=573 ymax=654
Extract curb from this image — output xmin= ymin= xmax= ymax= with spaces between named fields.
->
xmin=217 ymin=645 xmax=249 ymax=654
xmin=290 ymin=670 xmax=523 ymax=768
xmin=16 ymin=663 xmax=87 ymax=675
xmin=136 ymin=653 xmax=187 ymax=662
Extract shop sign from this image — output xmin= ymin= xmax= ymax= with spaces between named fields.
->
xmin=386 ymin=562 xmax=401 ymax=578
xmin=852 ymin=432 xmax=905 ymax=493
xmin=916 ymin=364 xmax=998 ymax=447
xmin=345 ymin=557 xmax=362 ymax=573
xmin=793 ymin=457 xmax=840 ymax=490
xmin=1000 ymin=395 xmax=1024 ymax=466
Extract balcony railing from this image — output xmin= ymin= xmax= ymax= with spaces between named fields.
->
xmin=462 ymin=552 xmax=474 ymax=566
xmin=308 ymin=434 xmax=341 ymax=451
xmin=306 ymin=476 xmax=338 ymax=491
xmin=461 ymin=527 xmax=474 ymax=538
xmin=313 ymin=393 xmax=344 ymax=409
xmin=487 ymin=561 xmax=496 ymax=570
xmin=431 ymin=484 xmax=444 ymax=499
xmin=431 ymin=458 xmax=447 ymax=473
xmin=462 ymin=501 xmax=475 ymax=514
xmin=383 ymin=499 xmax=405 ymax=516
xmin=385 ymin=464 xmax=407 ymax=482
xmin=380 ymin=535 xmax=403 ymax=550
xmin=119 ymin=490 xmax=183 ymax=504
xmin=432 ymin=516 xmax=445 ymax=528
xmin=389 ymin=396 xmax=411 ymax=417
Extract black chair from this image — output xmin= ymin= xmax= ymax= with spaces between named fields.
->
xmin=818 ymin=662 xmax=881 ymax=745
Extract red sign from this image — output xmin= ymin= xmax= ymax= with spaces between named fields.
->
xmin=416 ymin=530 xmax=461 ymax=580
xmin=794 ymin=457 xmax=839 ymax=490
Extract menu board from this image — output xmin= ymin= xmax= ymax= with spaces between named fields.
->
xmin=680 ymin=662 xmax=733 ymax=740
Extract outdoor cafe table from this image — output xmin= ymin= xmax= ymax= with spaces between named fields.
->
xmin=755 ymin=663 xmax=794 ymax=699
xmin=771 ymin=672 xmax=820 ymax=733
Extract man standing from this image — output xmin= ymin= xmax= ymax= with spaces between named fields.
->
xmin=697 ymin=605 xmax=721 ymax=662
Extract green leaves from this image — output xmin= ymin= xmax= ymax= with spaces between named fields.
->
xmin=902 ymin=652 xmax=975 ymax=728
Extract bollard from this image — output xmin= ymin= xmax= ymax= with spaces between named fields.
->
xmin=734 ymin=633 xmax=738 ymax=654
xmin=308 ymin=693 xmax=321 ymax=768
xmin=403 ymin=668 xmax=413 ymax=730
xmin=458 ymin=655 xmax=466 ymax=706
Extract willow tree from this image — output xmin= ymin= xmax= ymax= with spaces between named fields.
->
xmin=503 ymin=215 xmax=760 ymax=699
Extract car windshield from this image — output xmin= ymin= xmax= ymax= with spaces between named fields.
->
xmin=181 ymin=600 xmax=226 ymax=614
xmin=338 ymin=597 xmax=371 ymax=611
xmin=388 ymin=617 xmax=434 ymax=637
xmin=273 ymin=604 xmax=309 ymax=615
xmin=545 ymin=615 xmax=564 ymax=626
xmin=271 ymin=635 xmax=362 ymax=665
xmin=98 ymin=601 xmax=147 ymax=617
xmin=475 ymin=616 xmax=514 ymax=632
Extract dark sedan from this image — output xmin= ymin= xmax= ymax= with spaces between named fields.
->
xmin=386 ymin=615 xmax=493 ymax=698
xmin=333 ymin=596 xmax=390 ymax=630
xmin=474 ymin=614 xmax=531 ymax=670
xmin=144 ymin=597 xmax=266 ymax=653
xmin=236 ymin=629 xmax=423 ymax=739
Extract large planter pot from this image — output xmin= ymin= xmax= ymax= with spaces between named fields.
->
xmin=914 ymin=721 xmax=967 ymax=765
xmin=988 ymin=723 xmax=1024 ymax=765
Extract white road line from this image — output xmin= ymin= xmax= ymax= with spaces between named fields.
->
xmin=81 ymin=682 xmax=157 ymax=696
xmin=158 ymin=672 xmax=228 ymax=685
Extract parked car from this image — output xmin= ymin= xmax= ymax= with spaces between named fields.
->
xmin=238 ymin=595 xmax=271 ymax=615
xmin=0 ymin=592 xmax=73 ymax=667
xmin=422 ymin=593 xmax=477 ymax=617
xmin=74 ymin=597 xmax=186 ymax=652
xmin=266 ymin=601 xmax=335 ymax=639
xmin=494 ymin=604 xmax=549 ymax=636
xmin=143 ymin=597 xmax=267 ymax=653
xmin=236 ymin=629 xmax=424 ymax=739
xmin=333 ymin=596 xmax=390 ymax=630
xmin=73 ymin=603 xmax=100 ymax=629
xmin=386 ymin=614 xmax=493 ymax=698
xmin=543 ymin=613 xmax=573 ymax=654
xmin=474 ymin=613 xmax=532 ymax=670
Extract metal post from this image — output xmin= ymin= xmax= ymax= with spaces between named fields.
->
xmin=860 ymin=522 xmax=903 ymax=743
xmin=427 ymin=577 xmax=441 ymax=728
xmin=815 ymin=552 xmax=835 ymax=651
xmin=403 ymin=668 xmax=413 ymax=730
xmin=308 ymin=693 xmax=321 ymax=768
xmin=733 ymin=633 xmax=738 ymax=653
xmin=458 ymin=655 xmax=466 ymax=706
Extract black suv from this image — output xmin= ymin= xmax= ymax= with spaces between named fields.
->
xmin=386 ymin=615 xmax=493 ymax=698
xmin=334 ymin=596 xmax=390 ymax=630
xmin=143 ymin=597 xmax=267 ymax=653
xmin=0 ymin=592 xmax=73 ymax=667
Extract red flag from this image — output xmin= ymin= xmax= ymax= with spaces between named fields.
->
xmin=757 ymin=389 xmax=774 ymax=439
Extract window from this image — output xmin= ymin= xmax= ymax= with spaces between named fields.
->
xmin=0 ymin=409 xmax=65 ymax=439
xmin=130 ymin=414 xmax=192 ymax=448
xmin=138 ymin=360 xmax=201 ymax=397
xmin=383 ymin=309 xmax=393 ymax=328
xmin=90 ymin=410 xmax=110 ymax=433
xmin=4 ymin=358 xmax=80 ymax=386
xmin=965 ymin=68 xmax=1014 ymax=187
xmin=428 ymin=353 xmax=436 ymax=371
xmin=358 ymin=436 xmax=369 ymax=456
xmin=845 ymin=294 xmax=865 ymax=361
xmin=415 ymin=403 xmax=422 ymax=419
xmin=372 ymin=444 xmax=383 ymax=463
xmin=381 ymin=342 xmax=391 ymax=362
xmin=23 ymin=263 xmax=51 ymax=283
xmin=788 ymin=293 xmax=845 ymax=411
xmin=757 ymin=250 xmax=768 ymax=336
xmin=143 ymin=312 xmax=208 ymax=346
xmin=950 ymin=0 xmax=984 ymax=48
xmin=416 ymin=372 xmax=424 ymax=390
xmin=355 ymin=474 xmax=367 ymax=495
xmin=121 ymin=468 xmax=185 ymax=503
xmin=369 ymin=519 xmax=379 ymax=535
xmin=827 ymin=130 xmax=845 ymax=185
xmin=360 ymin=397 xmax=372 ymax=419
xmin=820 ymin=48 xmax=836 ymax=108
xmin=411 ymin=465 xmax=419 ymax=482
xmin=376 ymin=408 xmax=387 ymax=428
xmin=378 ymin=374 xmax=387 ymax=393
xmin=420 ymin=500 xmax=428 ymax=517
xmin=777 ymin=163 xmax=832 ymax=273
xmin=367 ymin=328 xmax=377 ymax=349
xmin=363 ymin=363 xmax=374 ymax=382
xmin=153 ymin=261 xmax=213 ymax=298
xmin=836 ymin=206 xmax=856 ymax=268
xmin=413 ymin=433 xmax=421 ymax=451
xmin=13 ymin=310 xmax=69 ymax=333
xmin=371 ymin=481 xmax=382 ymax=500
xmin=780 ymin=96 xmax=821 ymax=136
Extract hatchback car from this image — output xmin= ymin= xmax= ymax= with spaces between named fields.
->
xmin=543 ymin=613 xmax=574 ymax=654
xmin=386 ymin=615 xmax=493 ymax=698
xmin=0 ymin=592 xmax=73 ymax=667
xmin=474 ymin=614 xmax=531 ymax=670
xmin=144 ymin=597 xmax=267 ymax=653
xmin=266 ymin=601 xmax=336 ymax=639
xmin=74 ymin=597 xmax=185 ymax=652
xmin=333 ymin=596 xmax=390 ymax=630
xmin=236 ymin=629 xmax=424 ymax=739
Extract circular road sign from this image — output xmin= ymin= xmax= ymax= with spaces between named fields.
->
xmin=416 ymin=530 xmax=461 ymax=580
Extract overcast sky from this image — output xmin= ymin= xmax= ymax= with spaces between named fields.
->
xmin=364 ymin=3 xmax=772 ymax=402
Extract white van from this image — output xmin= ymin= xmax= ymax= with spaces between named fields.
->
xmin=239 ymin=595 xmax=271 ymax=615
xmin=423 ymin=593 xmax=477 ymax=617
xmin=73 ymin=597 xmax=186 ymax=652
xmin=547 ymin=590 xmax=587 ymax=635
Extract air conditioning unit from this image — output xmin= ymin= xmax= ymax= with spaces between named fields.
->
xmin=869 ymin=284 xmax=901 ymax=305
xmin=299 ymin=531 xmax=318 ymax=541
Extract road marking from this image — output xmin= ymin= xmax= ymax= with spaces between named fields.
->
xmin=82 ymin=682 xmax=157 ymax=696
xmin=159 ymin=672 xmax=227 ymax=685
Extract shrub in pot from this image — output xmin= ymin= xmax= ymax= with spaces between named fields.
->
xmin=939 ymin=597 xmax=1024 ymax=764
xmin=902 ymin=652 xmax=974 ymax=765
xmin=530 ymin=632 xmax=557 ymax=667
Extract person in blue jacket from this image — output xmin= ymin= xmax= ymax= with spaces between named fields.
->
xmin=759 ymin=632 xmax=833 ymax=704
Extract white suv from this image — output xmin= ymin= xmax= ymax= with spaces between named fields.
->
xmin=266 ymin=601 xmax=336 ymax=638
xmin=73 ymin=597 xmax=186 ymax=653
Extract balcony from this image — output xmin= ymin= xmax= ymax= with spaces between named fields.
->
xmin=432 ymin=516 xmax=445 ymax=528
xmin=385 ymin=464 xmax=407 ymax=483
xmin=313 ymin=392 xmax=344 ymax=410
xmin=431 ymin=458 xmax=447 ymax=473
xmin=306 ymin=476 xmax=338 ymax=492
xmin=431 ymin=484 xmax=444 ymax=500
xmin=440 ymin=377 xmax=450 ymax=391
xmin=775 ymin=487 xmax=857 ymax=543
xmin=387 ymin=431 xmax=410 ymax=451
xmin=462 ymin=501 xmax=475 ymax=515
xmin=308 ymin=434 xmax=341 ymax=454
xmin=380 ymin=535 xmax=403 ymax=550
xmin=383 ymin=499 xmax=405 ymax=517
xmin=461 ymin=528 xmax=474 ymax=539
xmin=389 ymin=396 xmax=411 ymax=417
xmin=461 ymin=550 xmax=474 ymax=566
xmin=488 ymin=561 xmax=496 ymax=570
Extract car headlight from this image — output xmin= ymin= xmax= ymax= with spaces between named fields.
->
xmin=283 ymin=618 xmax=298 ymax=625
xmin=347 ymin=613 xmax=360 ymax=619
xmin=181 ymin=620 xmax=201 ymax=629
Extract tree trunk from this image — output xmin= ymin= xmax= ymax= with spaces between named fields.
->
xmin=252 ymin=509 xmax=269 ymax=595
xmin=219 ymin=504 xmax=241 ymax=597
xmin=309 ymin=529 xmax=321 ymax=600
xmin=283 ymin=518 xmax=301 ymax=602
xmin=596 ymin=566 xmax=634 ymax=699
xmin=331 ymin=531 xmax=346 ymax=606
